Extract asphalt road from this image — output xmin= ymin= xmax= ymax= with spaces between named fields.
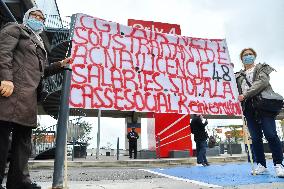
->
xmin=30 ymin=167 xmax=284 ymax=189
xmin=29 ymin=167 xmax=162 ymax=182
xmin=3 ymin=166 xmax=284 ymax=189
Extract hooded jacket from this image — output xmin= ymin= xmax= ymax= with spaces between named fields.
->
xmin=0 ymin=8 xmax=63 ymax=127
xmin=235 ymin=63 xmax=283 ymax=101
xmin=23 ymin=7 xmax=45 ymax=34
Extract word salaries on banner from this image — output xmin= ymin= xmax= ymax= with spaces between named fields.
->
xmin=70 ymin=13 xmax=241 ymax=115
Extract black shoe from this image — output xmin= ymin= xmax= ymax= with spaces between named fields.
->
xmin=21 ymin=182 xmax=41 ymax=189
xmin=204 ymin=162 xmax=210 ymax=166
xmin=31 ymin=182 xmax=41 ymax=189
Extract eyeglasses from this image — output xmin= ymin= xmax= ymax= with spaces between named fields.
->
xmin=29 ymin=12 xmax=45 ymax=22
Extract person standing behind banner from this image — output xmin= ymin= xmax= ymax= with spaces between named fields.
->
xmin=0 ymin=7 xmax=72 ymax=189
xmin=190 ymin=114 xmax=209 ymax=166
xmin=127 ymin=127 xmax=139 ymax=159
xmin=236 ymin=48 xmax=284 ymax=177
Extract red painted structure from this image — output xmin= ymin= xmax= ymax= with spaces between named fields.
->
xmin=128 ymin=19 xmax=192 ymax=157
xmin=155 ymin=113 xmax=191 ymax=157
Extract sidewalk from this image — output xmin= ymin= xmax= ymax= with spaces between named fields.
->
xmin=24 ymin=153 xmax=281 ymax=189
xmin=28 ymin=153 xmax=272 ymax=169
xmin=35 ymin=180 xmax=284 ymax=189
xmin=34 ymin=179 xmax=219 ymax=189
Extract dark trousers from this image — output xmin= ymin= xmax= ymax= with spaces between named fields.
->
xmin=0 ymin=121 xmax=32 ymax=189
xmin=245 ymin=144 xmax=256 ymax=163
xmin=196 ymin=140 xmax=208 ymax=164
xmin=129 ymin=142 xmax=137 ymax=159
xmin=244 ymin=105 xmax=283 ymax=167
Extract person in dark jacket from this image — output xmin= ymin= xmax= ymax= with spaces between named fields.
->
xmin=0 ymin=7 xmax=71 ymax=189
xmin=127 ymin=127 xmax=139 ymax=159
xmin=235 ymin=48 xmax=284 ymax=177
xmin=190 ymin=114 xmax=209 ymax=166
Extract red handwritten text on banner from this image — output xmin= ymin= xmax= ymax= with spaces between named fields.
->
xmin=70 ymin=14 xmax=241 ymax=115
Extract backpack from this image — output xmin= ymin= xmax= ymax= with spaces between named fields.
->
xmin=208 ymin=136 xmax=216 ymax=148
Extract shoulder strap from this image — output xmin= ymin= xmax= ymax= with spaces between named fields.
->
xmin=30 ymin=40 xmax=43 ymax=74
xmin=241 ymin=73 xmax=252 ymax=87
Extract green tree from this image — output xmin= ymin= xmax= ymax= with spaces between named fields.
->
xmin=75 ymin=120 xmax=93 ymax=145
xmin=229 ymin=125 xmax=243 ymax=144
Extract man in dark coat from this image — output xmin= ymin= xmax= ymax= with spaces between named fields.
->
xmin=127 ymin=127 xmax=139 ymax=159
xmin=0 ymin=7 xmax=71 ymax=189
xmin=190 ymin=114 xmax=209 ymax=166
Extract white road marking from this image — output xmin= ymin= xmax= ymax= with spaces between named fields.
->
xmin=140 ymin=169 xmax=222 ymax=188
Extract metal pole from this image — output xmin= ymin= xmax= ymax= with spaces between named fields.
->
xmin=0 ymin=0 xmax=17 ymax=22
xmin=224 ymin=39 xmax=255 ymax=172
xmin=64 ymin=134 xmax=68 ymax=188
xmin=242 ymin=115 xmax=255 ymax=175
xmin=96 ymin=109 xmax=101 ymax=159
xmin=228 ymin=136 xmax=232 ymax=156
xmin=157 ymin=136 xmax=161 ymax=159
xmin=117 ymin=137 xmax=119 ymax=160
xmin=72 ymin=137 xmax=75 ymax=161
xmin=52 ymin=67 xmax=72 ymax=189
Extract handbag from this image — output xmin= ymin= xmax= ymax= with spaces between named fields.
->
xmin=31 ymin=39 xmax=50 ymax=103
xmin=37 ymin=77 xmax=50 ymax=102
xmin=252 ymin=94 xmax=283 ymax=114
xmin=242 ymin=73 xmax=284 ymax=116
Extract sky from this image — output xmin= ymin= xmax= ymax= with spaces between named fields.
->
xmin=40 ymin=0 xmax=284 ymax=149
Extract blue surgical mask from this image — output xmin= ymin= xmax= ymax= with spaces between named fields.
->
xmin=242 ymin=55 xmax=255 ymax=64
xmin=26 ymin=18 xmax=44 ymax=32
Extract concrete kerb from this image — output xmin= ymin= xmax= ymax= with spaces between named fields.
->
xmin=27 ymin=154 xmax=274 ymax=169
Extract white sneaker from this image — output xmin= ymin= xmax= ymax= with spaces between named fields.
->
xmin=275 ymin=164 xmax=284 ymax=177
xmin=196 ymin=163 xmax=205 ymax=167
xmin=251 ymin=164 xmax=268 ymax=175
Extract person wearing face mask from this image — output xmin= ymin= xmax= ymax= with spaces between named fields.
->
xmin=0 ymin=7 xmax=72 ymax=189
xmin=235 ymin=48 xmax=284 ymax=177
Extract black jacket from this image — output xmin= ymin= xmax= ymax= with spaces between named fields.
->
xmin=127 ymin=131 xmax=139 ymax=143
xmin=190 ymin=116 xmax=208 ymax=141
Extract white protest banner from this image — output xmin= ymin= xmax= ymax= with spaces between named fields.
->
xmin=69 ymin=13 xmax=241 ymax=116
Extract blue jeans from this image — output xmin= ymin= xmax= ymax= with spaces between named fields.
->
xmin=245 ymin=144 xmax=256 ymax=163
xmin=196 ymin=140 xmax=208 ymax=164
xmin=245 ymin=104 xmax=283 ymax=166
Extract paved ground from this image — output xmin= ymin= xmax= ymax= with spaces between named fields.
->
xmin=146 ymin=161 xmax=284 ymax=188
xmin=2 ymin=154 xmax=284 ymax=189
xmin=29 ymin=167 xmax=162 ymax=182
xmin=36 ymin=179 xmax=284 ymax=189
xmin=30 ymin=164 xmax=284 ymax=189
